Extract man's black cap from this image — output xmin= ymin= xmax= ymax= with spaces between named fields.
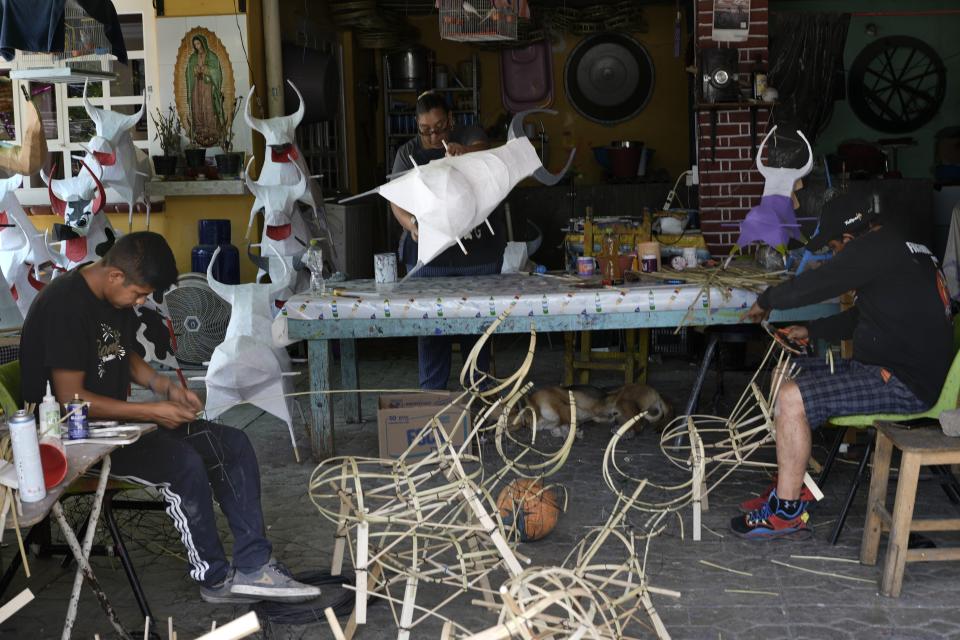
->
xmin=806 ymin=192 xmax=877 ymax=251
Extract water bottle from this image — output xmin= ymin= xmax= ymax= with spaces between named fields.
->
xmin=304 ymin=238 xmax=325 ymax=295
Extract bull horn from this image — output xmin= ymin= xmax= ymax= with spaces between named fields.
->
xmin=524 ymin=219 xmax=543 ymax=257
xmin=120 ymin=93 xmax=146 ymax=132
xmin=43 ymin=163 xmax=67 ymax=216
xmin=507 ymin=108 xmax=557 ymax=141
xmin=286 ymin=80 xmax=305 ymax=129
xmin=533 ymin=147 xmax=576 ymax=186
xmin=243 ymin=85 xmax=265 ymax=136
xmin=797 ymin=129 xmax=814 ymax=177
xmin=246 ymin=242 xmax=270 ymax=277
xmin=267 ymin=245 xmax=289 ymax=298
xmin=242 ymin=157 xmax=262 ymax=237
xmin=206 ymin=247 xmax=233 ymax=304
xmin=0 ymin=174 xmax=23 ymax=195
xmin=82 ymin=80 xmax=101 ymax=128
xmin=755 ymin=124 xmax=777 ymax=179
xmin=293 ymin=162 xmax=308 ymax=199
xmin=80 ymin=160 xmax=107 ymax=214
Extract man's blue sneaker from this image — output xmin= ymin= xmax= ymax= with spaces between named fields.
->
xmin=730 ymin=490 xmax=812 ymax=540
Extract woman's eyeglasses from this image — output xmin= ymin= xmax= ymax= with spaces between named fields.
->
xmin=418 ymin=121 xmax=452 ymax=137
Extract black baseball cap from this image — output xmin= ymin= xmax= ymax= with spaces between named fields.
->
xmin=806 ymin=192 xmax=876 ymax=251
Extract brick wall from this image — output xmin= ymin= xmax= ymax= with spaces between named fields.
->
xmin=696 ymin=0 xmax=770 ymax=256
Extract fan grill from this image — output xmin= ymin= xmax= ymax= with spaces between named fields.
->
xmin=165 ymin=274 xmax=230 ymax=368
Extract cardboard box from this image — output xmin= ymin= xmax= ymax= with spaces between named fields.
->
xmin=377 ymin=392 xmax=472 ymax=459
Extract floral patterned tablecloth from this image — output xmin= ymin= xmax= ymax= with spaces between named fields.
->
xmin=281 ymin=274 xmax=761 ymax=322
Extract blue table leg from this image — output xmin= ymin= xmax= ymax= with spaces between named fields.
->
xmin=340 ymin=339 xmax=361 ymax=424
xmin=308 ymin=338 xmax=335 ymax=459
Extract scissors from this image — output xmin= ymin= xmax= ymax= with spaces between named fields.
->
xmin=761 ymin=320 xmax=810 ymax=355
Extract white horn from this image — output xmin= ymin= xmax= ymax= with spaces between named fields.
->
xmin=82 ymin=80 xmax=101 ymax=128
xmin=755 ymin=124 xmax=777 ymax=179
xmin=286 ymin=80 xmax=305 ymax=128
xmin=796 ymin=129 xmax=814 ymax=177
xmin=121 ymin=93 xmax=146 ymax=132
xmin=206 ymin=247 xmax=233 ymax=304
xmin=243 ymin=85 xmax=265 ymax=136
xmin=39 ymin=167 xmax=51 ymax=187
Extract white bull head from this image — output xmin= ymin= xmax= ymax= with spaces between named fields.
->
xmin=756 ymin=125 xmax=814 ymax=197
xmin=243 ymin=80 xmax=305 ymax=147
xmin=202 ymin=247 xmax=301 ymax=459
xmin=82 ymin=80 xmax=151 ymax=229
xmin=41 ymin=161 xmax=106 ymax=236
xmin=243 ymin=157 xmax=308 ymax=241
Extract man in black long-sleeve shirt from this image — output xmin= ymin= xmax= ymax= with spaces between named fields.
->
xmin=731 ymin=192 xmax=953 ymax=539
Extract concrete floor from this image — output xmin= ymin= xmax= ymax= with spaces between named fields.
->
xmin=4 ymin=333 xmax=960 ymax=639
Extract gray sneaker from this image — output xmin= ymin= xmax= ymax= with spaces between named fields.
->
xmin=200 ymin=570 xmax=261 ymax=604
xmin=230 ymin=559 xmax=321 ymax=603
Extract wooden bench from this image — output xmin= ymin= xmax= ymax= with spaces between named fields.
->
xmin=860 ymin=421 xmax=960 ymax=597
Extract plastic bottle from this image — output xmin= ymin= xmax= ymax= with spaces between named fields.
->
xmin=303 ymin=238 xmax=325 ymax=295
xmin=39 ymin=382 xmax=61 ymax=439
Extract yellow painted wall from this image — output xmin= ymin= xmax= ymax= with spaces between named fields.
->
xmin=395 ymin=7 xmax=690 ymax=184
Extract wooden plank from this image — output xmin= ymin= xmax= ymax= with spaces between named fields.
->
xmin=881 ymin=452 xmax=921 ymax=598
xmin=339 ymin=339 xmax=361 ymax=424
xmin=905 ymin=548 xmax=960 ymax=563
xmin=308 ymin=339 xmax=335 ymax=461
xmin=861 ymin=431 xmax=894 ymax=566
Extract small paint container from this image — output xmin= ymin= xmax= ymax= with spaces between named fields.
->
xmin=374 ymin=252 xmax=398 ymax=284
xmin=576 ymin=256 xmax=598 ymax=277
xmin=641 ymin=254 xmax=659 ymax=273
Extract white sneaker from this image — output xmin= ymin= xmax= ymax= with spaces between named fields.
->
xmin=230 ymin=559 xmax=321 ymax=603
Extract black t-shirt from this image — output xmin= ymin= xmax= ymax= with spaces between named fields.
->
xmin=21 ymin=269 xmax=139 ymax=404
xmin=758 ymin=227 xmax=953 ymax=405
xmin=392 ymin=125 xmax=506 ymax=269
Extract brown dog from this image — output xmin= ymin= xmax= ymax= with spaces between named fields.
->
xmin=601 ymin=383 xmax=673 ymax=437
xmin=512 ymin=383 xmax=671 ymax=439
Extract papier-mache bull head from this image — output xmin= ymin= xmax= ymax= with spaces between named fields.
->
xmin=41 ymin=161 xmax=106 ymax=236
xmin=243 ymin=157 xmax=309 ymax=241
xmin=244 ymin=80 xmax=305 ymax=150
xmin=201 ymin=246 xmax=302 ymax=459
xmin=82 ymin=80 xmax=151 ymax=229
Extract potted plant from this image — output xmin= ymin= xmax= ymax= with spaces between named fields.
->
xmin=215 ymin=97 xmax=244 ymax=177
xmin=182 ymin=111 xmax=207 ymax=174
xmin=151 ymin=105 xmax=181 ymax=178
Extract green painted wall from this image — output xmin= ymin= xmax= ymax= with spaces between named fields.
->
xmin=772 ymin=0 xmax=960 ymax=178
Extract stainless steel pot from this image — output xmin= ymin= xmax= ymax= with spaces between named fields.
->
xmin=388 ymin=47 xmax=431 ymax=90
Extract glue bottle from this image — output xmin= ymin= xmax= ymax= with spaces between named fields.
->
xmin=39 ymin=382 xmax=61 ymax=439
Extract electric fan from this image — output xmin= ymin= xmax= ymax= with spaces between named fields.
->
xmin=164 ymin=273 xmax=231 ymax=368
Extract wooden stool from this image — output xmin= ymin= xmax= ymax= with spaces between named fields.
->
xmin=562 ymin=329 xmax=649 ymax=385
xmin=860 ymin=421 xmax=960 ymax=597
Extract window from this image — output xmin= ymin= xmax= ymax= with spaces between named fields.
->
xmin=0 ymin=0 xmax=157 ymax=205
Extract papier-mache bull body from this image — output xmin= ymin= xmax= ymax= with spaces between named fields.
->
xmin=341 ymin=109 xmax=574 ymax=279
xmin=200 ymin=246 xmax=302 ymax=461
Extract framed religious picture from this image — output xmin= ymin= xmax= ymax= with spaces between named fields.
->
xmin=173 ymin=27 xmax=236 ymax=148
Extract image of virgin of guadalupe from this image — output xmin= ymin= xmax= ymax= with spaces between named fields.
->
xmin=186 ymin=34 xmax=225 ymax=147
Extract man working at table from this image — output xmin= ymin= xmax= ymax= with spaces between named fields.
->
xmin=733 ymin=192 xmax=953 ymax=539
xmin=390 ymin=90 xmax=506 ymax=389
xmin=20 ymin=232 xmax=321 ymax=603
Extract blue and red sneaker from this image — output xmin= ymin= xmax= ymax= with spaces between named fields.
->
xmin=739 ymin=476 xmax=815 ymax=513
xmin=730 ymin=490 xmax=812 ymax=540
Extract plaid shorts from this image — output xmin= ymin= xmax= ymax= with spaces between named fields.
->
xmin=791 ymin=356 xmax=930 ymax=429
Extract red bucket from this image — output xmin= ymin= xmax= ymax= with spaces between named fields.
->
xmin=39 ymin=437 xmax=68 ymax=489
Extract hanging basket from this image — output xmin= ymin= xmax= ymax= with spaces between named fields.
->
xmin=439 ymin=0 xmax=518 ymax=42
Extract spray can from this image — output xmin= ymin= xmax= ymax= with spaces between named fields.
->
xmin=39 ymin=381 xmax=61 ymax=439
xmin=65 ymin=394 xmax=89 ymax=440
xmin=9 ymin=410 xmax=45 ymax=502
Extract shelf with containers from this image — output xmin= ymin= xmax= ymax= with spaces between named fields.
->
xmin=383 ymin=52 xmax=480 ymax=174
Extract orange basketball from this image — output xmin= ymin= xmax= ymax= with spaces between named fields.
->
xmin=496 ymin=479 xmax=561 ymax=542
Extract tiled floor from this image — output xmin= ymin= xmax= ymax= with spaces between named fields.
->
xmin=4 ymin=335 xmax=960 ymax=639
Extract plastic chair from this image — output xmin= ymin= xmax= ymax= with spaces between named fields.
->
xmin=817 ymin=347 xmax=960 ymax=544
xmin=0 ymin=361 xmax=158 ymax=623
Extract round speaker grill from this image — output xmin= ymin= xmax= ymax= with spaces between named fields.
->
xmin=564 ymin=33 xmax=655 ymax=125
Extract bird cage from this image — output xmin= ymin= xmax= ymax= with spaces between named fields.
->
xmin=10 ymin=0 xmax=116 ymax=83
xmin=439 ymin=0 xmax=518 ymax=42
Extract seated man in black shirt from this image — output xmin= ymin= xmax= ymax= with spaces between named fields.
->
xmin=390 ymin=91 xmax=506 ymax=389
xmin=21 ymin=232 xmax=320 ymax=603
xmin=732 ymin=192 xmax=953 ymax=539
